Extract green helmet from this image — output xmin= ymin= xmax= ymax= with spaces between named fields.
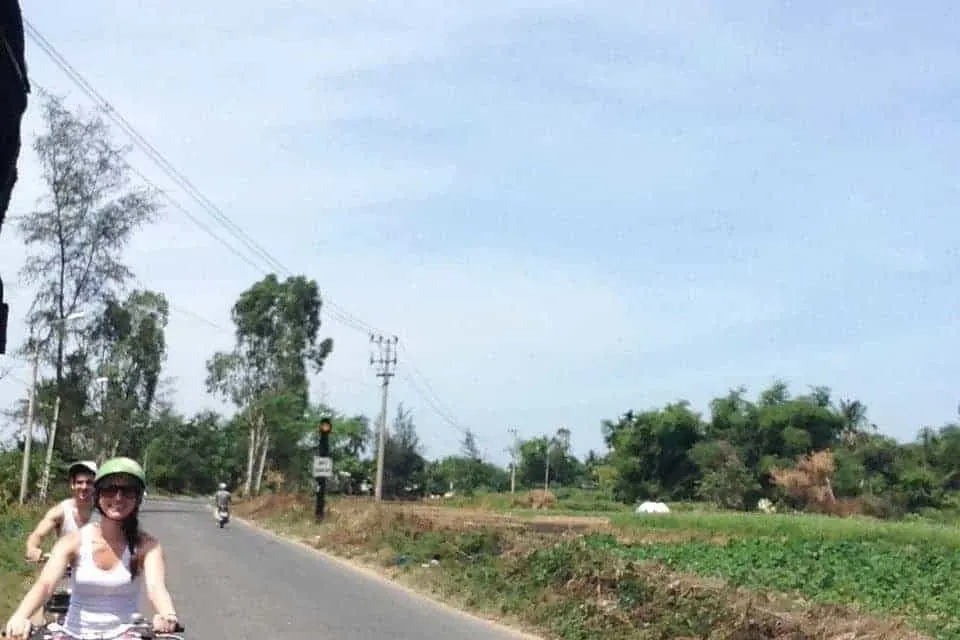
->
xmin=94 ymin=457 xmax=146 ymax=488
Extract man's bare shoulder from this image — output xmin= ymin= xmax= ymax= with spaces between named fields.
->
xmin=42 ymin=501 xmax=65 ymax=523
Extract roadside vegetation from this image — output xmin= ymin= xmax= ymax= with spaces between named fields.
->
xmin=234 ymin=493 xmax=942 ymax=640
xmin=0 ymin=505 xmax=47 ymax=613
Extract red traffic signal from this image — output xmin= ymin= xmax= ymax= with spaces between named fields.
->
xmin=318 ymin=420 xmax=332 ymax=434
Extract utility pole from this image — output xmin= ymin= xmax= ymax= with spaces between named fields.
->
xmin=314 ymin=417 xmax=332 ymax=521
xmin=369 ymin=334 xmax=398 ymax=502
xmin=544 ymin=436 xmax=556 ymax=491
xmin=506 ymin=427 xmax=519 ymax=494
xmin=544 ymin=446 xmax=551 ymax=491
xmin=18 ymin=348 xmax=40 ymax=504
xmin=38 ymin=396 xmax=61 ymax=502
xmin=95 ymin=376 xmax=109 ymax=463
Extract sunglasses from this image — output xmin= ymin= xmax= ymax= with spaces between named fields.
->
xmin=99 ymin=485 xmax=139 ymax=499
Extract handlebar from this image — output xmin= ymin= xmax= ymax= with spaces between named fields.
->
xmin=1 ymin=614 xmax=185 ymax=639
xmin=23 ymin=553 xmax=50 ymax=565
xmin=128 ymin=616 xmax=186 ymax=638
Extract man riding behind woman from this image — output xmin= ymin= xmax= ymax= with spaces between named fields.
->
xmin=25 ymin=461 xmax=98 ymax=562
xmin=5 ymin=457 xmax=181 ymax=640
xmin=23 ymin=460 xmax=98 ymax=627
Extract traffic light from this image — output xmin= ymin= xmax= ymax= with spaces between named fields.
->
xmin=315 ymin=418 xmax=333 ymax=521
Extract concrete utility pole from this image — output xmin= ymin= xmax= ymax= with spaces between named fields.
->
xmin=507 ymin=427 xmax=519 ymax=494
xmin=544 ymin=435 xmax=558 ymax=491
xmin=369 ymin=334 xmax=398 ymax=502
xmin=37 ymin=395 xmax=61 ymax=502
xmin=18 ymin=348 xmax=40 ymax=504
xmin=544 ymin=443 xmax=551 ymax=491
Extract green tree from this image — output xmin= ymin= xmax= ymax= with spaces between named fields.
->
xmin=16 ymin=92 xmax=160 ymax=457
xmin=689 ymin=440 xmax=760 ymax=510
xmin=143 ymin=408 xmax=228 ymax=494
xmin=517 ymin=429 xmax=582 ymax=490
xmin=205 ymin=274 xmax=333 ymax=496
xmin=88 ymin=289 xmax=169 ymax=461
xmin=382 ymin=403 xmax=426 ymax=498
xmin=603 ymin=401 xmax=703 ymax=503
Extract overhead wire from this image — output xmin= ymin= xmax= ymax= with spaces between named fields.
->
xmin=21 ymin=17 xmax=481 ymax=450
xmin=24 ymin=22 xmax=374 ymax=337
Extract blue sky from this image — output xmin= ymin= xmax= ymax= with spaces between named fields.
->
xmin=1 ymin=2 xmax=958 ymax=465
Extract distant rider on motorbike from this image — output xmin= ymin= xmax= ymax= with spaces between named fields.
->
xmin=213 ymin=483 xmax=231 ymax=521
xmin=25 ymin=460 xmax=98 ymax=562
xmin=4 ymin=457 xmax=181 ymax=640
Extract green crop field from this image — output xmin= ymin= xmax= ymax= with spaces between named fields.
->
xmin=609 ymin=509 xmax=960 ymax=546
xmin=601 ymin=511 xmax=960 ymax=638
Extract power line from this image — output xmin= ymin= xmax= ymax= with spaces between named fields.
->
xmin=22 ymin=17 xmax=477 ymax=447
xmin=24 ymin=23 xmax=287 ymax=279
xmin=396 ymin=343 xmax=475 ymax=436
xmin=130 ymin=278 xmax=226 ymax=332
xmin=23 ymin=21 xmax=375 ymax=337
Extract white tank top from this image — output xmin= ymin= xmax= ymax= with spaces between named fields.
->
xmin=58 ymin=499 xmax=79 ymax=537
xmin=59 ymin=499 xmax=98 ymax=539
xmin=61 ymin=524 xmax=140 ymax=639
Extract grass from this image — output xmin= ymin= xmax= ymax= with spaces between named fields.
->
xmin=0 ymin=504 xmax=48 ymax=614
xmin=235 ymin=493 xmax=933 ymax=640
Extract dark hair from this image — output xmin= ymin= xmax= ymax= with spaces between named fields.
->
xmin=69 ymin=466 xmax=95 ymax=482
xmin=122 ymin=513 xmax=142 ymax=579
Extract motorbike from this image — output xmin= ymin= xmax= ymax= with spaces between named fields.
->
xmin=216 ymin=507 xmax=229 ymax=528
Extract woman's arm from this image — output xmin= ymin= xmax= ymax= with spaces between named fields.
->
xmin=142 ymin=536 xmax=177 ymax=617
xmin=12 ymin=531 xmax=76 ymax=620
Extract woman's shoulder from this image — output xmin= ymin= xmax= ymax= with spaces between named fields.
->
xmin=137 ymin=529 xmax=161 ymax=550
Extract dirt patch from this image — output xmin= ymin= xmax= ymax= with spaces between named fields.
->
xmin=373 ymin=502 xmax=612 ymax=534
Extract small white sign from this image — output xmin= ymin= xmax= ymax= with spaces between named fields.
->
xmin=312 ymin=456 xmax=333 ymax=478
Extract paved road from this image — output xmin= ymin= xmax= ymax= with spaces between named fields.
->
xmin=138 ymin=499 xmax=532 ymax=640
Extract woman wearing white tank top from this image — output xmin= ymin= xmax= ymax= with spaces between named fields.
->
xmin=5 ymin=457 xmax=181 ymax=640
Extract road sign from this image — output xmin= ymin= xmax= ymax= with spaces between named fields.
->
xmin=312 ymin=455 xmax=333 ymax=478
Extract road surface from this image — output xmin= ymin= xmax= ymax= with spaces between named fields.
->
xmin=138 ymin=499 xmax=532 ymax=640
